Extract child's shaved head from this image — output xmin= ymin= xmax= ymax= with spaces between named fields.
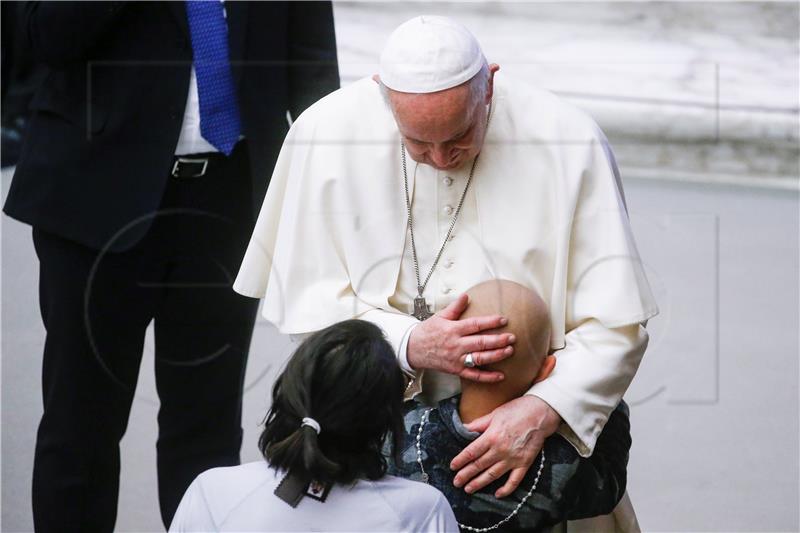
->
xmin=458 ymin=280 xmax=553 ymax=423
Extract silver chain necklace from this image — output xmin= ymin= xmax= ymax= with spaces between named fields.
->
xmin=415 ymin=407 xmax=546 ymax=533
xmin=402 ymin=144 xmax=478 ymax=321
xmin=401 ymin=102 xmax=492 ymax=321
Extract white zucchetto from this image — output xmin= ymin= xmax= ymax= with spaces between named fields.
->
xmin=379 ymin=15 xmax=486 ymax=94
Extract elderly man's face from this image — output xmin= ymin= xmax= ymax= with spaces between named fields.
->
xmin=387 ymin=67 xmax=496 ymax=171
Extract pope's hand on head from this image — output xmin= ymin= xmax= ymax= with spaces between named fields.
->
xmin=406 ymin=293 xmax=514 ymax=382
xmin=450 ymin=395 xmax=561 ymax=498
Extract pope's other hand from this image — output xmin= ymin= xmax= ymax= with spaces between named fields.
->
xmin=451 ymin=395 xmax=561 ymax=497
xmin=406 ymin=293 xmax=515 ymax=382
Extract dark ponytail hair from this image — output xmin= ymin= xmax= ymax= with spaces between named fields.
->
xmin=259 ymin=319 xmax=406 ymax=485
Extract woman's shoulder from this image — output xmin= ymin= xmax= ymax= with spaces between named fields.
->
xmin=365 ymin=476 xmax=456 ymax=528
xmin=192 ymin=461 xmax=278 ymax=509
xmin=170 ymin=462 xmax=278 ymax=531
xmin=371 ymin=474 xmax=443 ymax=495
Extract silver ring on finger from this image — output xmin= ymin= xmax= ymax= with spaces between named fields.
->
xmin=464 ymin=352 xmax=476 ymax=368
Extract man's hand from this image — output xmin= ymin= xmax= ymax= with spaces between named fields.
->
xmin=407 ymin=293 xmax=515 ymax=383
xmin=450 ymin=395 xmax=562 ymax=498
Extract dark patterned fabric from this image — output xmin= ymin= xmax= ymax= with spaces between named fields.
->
xmin=387 ymin=396 xmax=631 ymax=532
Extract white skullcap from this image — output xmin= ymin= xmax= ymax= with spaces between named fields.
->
xmin=379 ymin=15 xmax=485 ymax=94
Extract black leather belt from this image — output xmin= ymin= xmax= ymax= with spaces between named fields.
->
xmin=171 ymin=153 xmax=227 ymax=178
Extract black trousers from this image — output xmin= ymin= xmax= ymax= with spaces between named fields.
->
xmin=30 ymin=142 xmax=260 ymax=532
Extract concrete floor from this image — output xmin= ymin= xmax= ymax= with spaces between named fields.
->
xmin=2 ymin=169 xmax=798 ymax=532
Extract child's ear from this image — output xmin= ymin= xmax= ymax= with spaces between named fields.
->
xmin=533 ymin=355 xmax=556 ymax=384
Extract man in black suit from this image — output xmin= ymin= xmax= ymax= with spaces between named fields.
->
xmin=3 ymin=2 xmax=339 ymax=531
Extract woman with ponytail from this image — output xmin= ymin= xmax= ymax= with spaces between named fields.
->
xmin=169 ymin=319 xmax=458 ymax=532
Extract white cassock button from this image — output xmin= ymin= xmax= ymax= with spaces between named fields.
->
xmin=448 ymin=233 xmax=455 ymax=241
xmin=441 ymin=286 xmax=452 ymax=294
xmin=444 ymin=260 xmax=454 ymax=269
xmin=443 ymin=176 xmax=453 ymax=186
xmin=443 ymin=205 xmax=454 ymax=215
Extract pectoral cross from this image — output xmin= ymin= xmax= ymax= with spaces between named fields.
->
xmin=413 ymin=296 xmax=433 ymax=321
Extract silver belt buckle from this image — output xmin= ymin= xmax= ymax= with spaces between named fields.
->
xmin=171 ymin=157 xmax=209 ymax=178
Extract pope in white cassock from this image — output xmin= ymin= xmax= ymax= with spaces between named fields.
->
xmin=234 ymin=14 xmax=658 ymax=523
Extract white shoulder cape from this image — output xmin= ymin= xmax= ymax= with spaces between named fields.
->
xmin=233 ymin=75 xmax=658 ymax=349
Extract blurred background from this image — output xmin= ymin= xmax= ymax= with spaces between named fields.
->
xmin=2 ymin=1 xmax=798 ymax=531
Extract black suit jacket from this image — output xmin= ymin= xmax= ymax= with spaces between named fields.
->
xmin=3 ymin=1 xmax=339 ymax=251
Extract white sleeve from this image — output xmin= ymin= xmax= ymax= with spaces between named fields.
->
xmin=527 ymin=122 xmax=656 ymax=458
xmin=359 ymin=309 xmax=427 ymax=400
xmin=168 ymin=477 xmax=218 ymax=532
xmin=527 ymin=321 xmax=649 ymax=457
xmin=419 ymin=493 xmax=460 ymax=533
xmin=359 ymin=308 xmax=419 ymax=373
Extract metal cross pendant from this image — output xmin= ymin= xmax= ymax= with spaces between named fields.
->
xmin=413 ymin=297 xmax=433 ymax=321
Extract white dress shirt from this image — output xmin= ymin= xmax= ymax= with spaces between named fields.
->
xmin=174 ymin=68 xmax=219 ymax=155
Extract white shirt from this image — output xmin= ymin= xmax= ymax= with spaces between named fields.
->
xmin=175 ymin=68 xmax=219 ymax=155
xmin=232 ymin=74 xmax=658 ymax=457
xmin=168 ymin=461 xmax=458 ymax=532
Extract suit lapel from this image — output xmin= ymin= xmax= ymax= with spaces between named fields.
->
xmin=225 ymin=1 xmax=249 ymax=85
xmin=166 ymin=1 xmax=189 ymax=38
xmin=226 ymin=1 xmax=249 ymax=62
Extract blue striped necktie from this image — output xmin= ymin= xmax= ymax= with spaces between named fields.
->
xmin=185 ymin=1 xmax=241 ymax=155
